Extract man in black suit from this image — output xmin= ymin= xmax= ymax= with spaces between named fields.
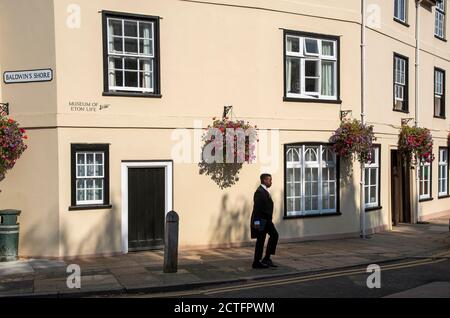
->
xmin=250 ymin=174 xmax=279 ymax=269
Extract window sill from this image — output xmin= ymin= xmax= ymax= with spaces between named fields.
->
xmin=392 ymin=108 xmax=409 ymax=114
xmin=438 ymin=194 xmax=450 ymax=199
xmin=434 ymin=35 xmax=447 ymax=42
xmin=365 ymin=206 xmax=382 ymax=212
xmin=103 ymin=91 xmax=162 ymax=98
xmin=283 ymin=97 xmax=342 ymax=104
xmin=69 ymin=204 xmax=112 ymax=211
xmin=284 ymin=212 xmax=342 ymax=220
xmin=393 ymin=17 xmax=409 ymax=27
xmin=433 ymin=115 xmax=446 ymax=119
xmin=419 ymin=197 xmax=433 ymax=203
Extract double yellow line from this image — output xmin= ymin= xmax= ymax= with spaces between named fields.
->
xmin=142 ymin=251 xmax=449 ymax=298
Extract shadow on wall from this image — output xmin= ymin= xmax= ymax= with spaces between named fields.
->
xmin=20 ymin=197 xmax=121 ymax=258
xmin=208 ymin=192 xmax=253 ymax=246
xmin=208 ymin=159 xmax=367 ymax=247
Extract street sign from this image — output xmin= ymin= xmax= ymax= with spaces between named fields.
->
xmin=3 ymin=69 xmax=53 ymax=84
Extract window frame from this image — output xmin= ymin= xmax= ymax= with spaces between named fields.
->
xmin=393 ymin=53 xmax=409 ymax=113
xmin=394 ymin=0 xmax=409 ymax=26
xmin=435 ymin=0 xmax=447 ymax=40
xmin=283 ymin=30 xmax=341 ymax=104
xmin=419 ymin=160 xmax=433 ymax=202
xmin=102 ymin=11 xmax=161 ymax=98
xmin=364 ymin=145 xmax=382 ymax=211
xmin=434 ymin=67 xmax=446 ymax=119
xmin=283 ymin=143 xmax=341 ymax=219
xmin=70 ymin=144 xmax=111 ymax=211
xmin=438 ymin=147 xmax=449 ymax=198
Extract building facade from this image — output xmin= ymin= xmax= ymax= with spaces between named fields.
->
xmin=0 ymin=0 xmax=448 ymax=258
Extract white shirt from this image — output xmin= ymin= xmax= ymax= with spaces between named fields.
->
xmin=260 ymin=184 xmax=271 ymax=196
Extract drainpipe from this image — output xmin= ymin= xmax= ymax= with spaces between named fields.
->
xmin=360 ymin=0 xmax=367 ymax=238
xmin=415 ymin=0 xmax=422 ymax=223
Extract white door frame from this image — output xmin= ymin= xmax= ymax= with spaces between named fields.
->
xmin=121 ymin=161 xmax=173 ymax=254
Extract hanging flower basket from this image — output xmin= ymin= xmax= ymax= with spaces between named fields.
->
xmin=398 ymin=125 xmax=434 ymax=165
xmin=198 ymin=117 xmax=258 ymax=189
xmin=0 ymin=116 xmax=28 ymax=182
xmin=329 ymin=119 xmax=376 ymax=164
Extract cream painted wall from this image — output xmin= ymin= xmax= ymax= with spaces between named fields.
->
xmin=0 ymin=129 xmax=60 ymax=257
xmin=0 ymin=0 xmax=57 ymax=127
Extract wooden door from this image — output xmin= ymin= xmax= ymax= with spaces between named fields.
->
xmin=128 ymin=167 xmax=165 ymax=250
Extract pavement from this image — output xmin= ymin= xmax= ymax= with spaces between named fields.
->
xmin=0 ymin=216 xmax=448 ymax=298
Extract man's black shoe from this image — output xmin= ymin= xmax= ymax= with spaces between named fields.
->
xmin=261 ymin=258 xmax=278 ymax=267
xmin=252 ymin=261 xmax=269 ymax=269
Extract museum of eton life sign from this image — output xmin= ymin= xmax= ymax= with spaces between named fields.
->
xmin=3 ymin=69 xmax=53 ymax=84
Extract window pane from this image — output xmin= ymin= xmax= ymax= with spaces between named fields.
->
xmin=87 ymin=165 xmax=95 ymax=177
xmin=370 ymin=187 xmax=377 ymax=203
xmin=94 ymin=179 xmax=103 ymax=189
xmin=77 ymin=165 xmax=85 ymax=177
xmin=86 ymin=190 xmax=95 ymax=201
xmin=305 ymin=79 xmax=319 ymax=93
xmin=139 ymin=22 xmax=153 ymax=39
xmin=95 ymin=165 xmax=103 ymax=177
xmin=77 ymin=154 xmax=85 ymax=164
xmin=286 ymin=57 xmax=301 ymax=94
xmin=295 ymin=183 xmax=301 ymax=196
xmin=321 ymin=61 xmax=335 ymax=96
xmin=124 ymin=20 xmax=138 ymax=37
xmin=370 ymin=169 xmax=377 ymax=186
xmin=124 ymin=58 xmax=138 ymax=70
xmin=286 ymin=36 xmax=300 ymax=53
xmin=109 ymin=19 xmax=123 ymax=36
xmin=305 ymin=38 xmax=319 ymax=54
xmin=124 ymin=38 xmax=138 ymax=54
xmin=287 ymin=198 xmax=293 ymax=212
xmin=365 ymin=187 xmax=369 ymax=204
xmin=365 ymin=168 xmax=370 ymax=185
xmin=295 ymin=198 xmax=301 ymax=212
xmin=125 ymin=71 xmax=139 ymax=87
xmin=86 ymin=154 xmax=94 ymax=164
xmin=322 ymin=41 xmax=334 ymax=56
xmin=95 ymin=190 xmax=103 ymax=201
xmin=77 ymin=190 xmax=85 ymax=202
xmin=139 ymin=39 xmax=153 ymax=55
xmin=287 ymin=168 xmax=293 ymax=182
xmin=113 ymin=70 xmax=123 ymax=87
xmin=312 ymin=182 xmax=318 ymax=195
xmin=109 ymin=57 xmax=123 ymax=70
xmin=311 ymin=197 xmax=318 ymax=210
xmin=112 ymin=37 xmax=123 ymax=53
xmin=86 ymin=179 xmax=94 ymax=189
xmin=305 ymin=60 xmax=319 ymax=77
xmin=95 ymin=154 xmax=103 ymax=165
xmin=76 ymin=179 xmax=84 ymax=190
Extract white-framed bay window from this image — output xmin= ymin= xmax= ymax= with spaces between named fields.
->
xmin=364 ymin=146 xmax=381 ymax=209
xmin=438 ymin=147 xmax=449 ymax=197
xmin=419 ymin=161 xmax=432 ymax=201
xmin=285 ymin=31 xmax=339 ymax=101
xmin=103 ymin=11 xmax=160 ymax=96
xmin=285 ymin=144 xmax=339 ymax=217
xmin=70 ymin=144 xmax=110 ymax=210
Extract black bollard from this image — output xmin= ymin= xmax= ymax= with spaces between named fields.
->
xmin=164 ymin=210 xmax=179 ymax=273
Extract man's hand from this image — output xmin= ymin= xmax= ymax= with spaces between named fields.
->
xmin=254 ymin=220 xmax=260 ymax=230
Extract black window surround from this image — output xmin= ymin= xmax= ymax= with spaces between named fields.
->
xmin=70 ymin=144 xmax=111 ymax=211
xmin=434 ymin=67 xmax=446 ymax=119
xmin=283 ymin=30 xmax=341 ymax=104
xmin=393 ymin=53 xmax=410 ymax=113
xmin=435 ymin=0 xmax=447 ymax=41
xmin=365 ymin=144 xmax=382 ymax=212
xmin=283 ymin=142 xmax=341 ymax=219
xmin=102 ymin=10 xmax=161 ymax=98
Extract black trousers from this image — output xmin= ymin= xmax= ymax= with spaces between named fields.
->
xmin=253 ymin=221 xmax=278 ymax=262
